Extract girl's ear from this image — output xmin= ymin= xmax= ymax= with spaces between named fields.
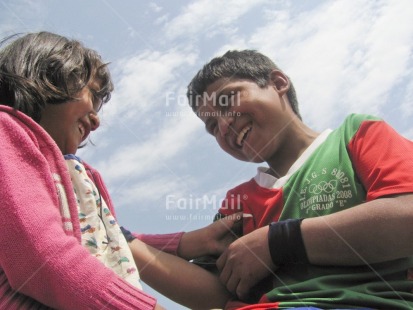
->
xmin=269 ymin=70 xmax=290 ymax=95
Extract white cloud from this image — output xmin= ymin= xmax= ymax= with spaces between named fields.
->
xmin=149 ymin=2 xmax=163 ymax=13
xmin=164 ymin=0 xmax=268 ymax=40
xmin=154 ymin=13 xmax=169 ymax=25
xmin=343 ymin=0 xmax=413 ymax=113
xmin=401 ymin=71 xmax=413 ymax=119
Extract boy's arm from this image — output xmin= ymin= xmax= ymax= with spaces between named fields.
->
xmin=302 ymin=193 xmax=413 ymax=264
xmin=216 ymin=194 xmax=413 ymax=299
xmin=129 ymin=238 xmax=232 ymax=309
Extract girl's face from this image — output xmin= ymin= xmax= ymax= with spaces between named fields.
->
xmin=196 ymin=72 xmax=295 ymax=163
xmin=39 ymin=81 xmax=102 ymax=155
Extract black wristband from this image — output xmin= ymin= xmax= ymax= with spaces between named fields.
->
xmin=268 ymin=219 xmax=309 ymax=265
xmin=120 ymin=226 xmax=136 ymax=243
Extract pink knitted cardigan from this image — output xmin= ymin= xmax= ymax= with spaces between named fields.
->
xmin=0 ymin=105 xmax=182 ymax=309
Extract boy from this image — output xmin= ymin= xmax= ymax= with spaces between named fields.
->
xmin=187 ymin=50 xmax=413 ymax=309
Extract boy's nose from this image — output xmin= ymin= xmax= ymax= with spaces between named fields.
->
xmin=89 ymin=113 xmax=100 ymax=131
xmin=217 ymin=115 xmax=234 ymax=137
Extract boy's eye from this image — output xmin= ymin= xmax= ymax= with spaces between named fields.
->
xmin=218 ymin=94 xmax=231 ymax=110
xmin=206 ymin=120 xmax=217 ymax=136
xmin=230 ymin=91 xmax=240 ymax=107
xmin=218 ymin=90 xmax=238 ymax=111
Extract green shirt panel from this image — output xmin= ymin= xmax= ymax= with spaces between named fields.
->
xmin=280 ymin=114 xmax=379 ymax=220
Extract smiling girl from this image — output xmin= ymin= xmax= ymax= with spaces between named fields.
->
xmin=0 ymin=32 xmax=233 ymax=310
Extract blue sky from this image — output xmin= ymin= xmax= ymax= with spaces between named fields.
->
xmin=1 ymin=0 xmax=413 ymax=308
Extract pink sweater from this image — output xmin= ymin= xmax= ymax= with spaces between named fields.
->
xmin=0 ymin=106 xmax=181 ymax=309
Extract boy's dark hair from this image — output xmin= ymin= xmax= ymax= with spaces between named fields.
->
xmin=0 ymin=31 xmax=114 ymax=122
xmin=187 ymin=50 xmax=300 ymax=119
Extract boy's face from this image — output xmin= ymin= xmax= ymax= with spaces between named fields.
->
xmin=196 ymin=72 xmax=295 ymax=163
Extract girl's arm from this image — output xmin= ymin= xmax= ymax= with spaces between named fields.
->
xmin=129 ymin=238 xmax=232 ymax=309
xmin=136 ymin=213 xmax=241 ymax=259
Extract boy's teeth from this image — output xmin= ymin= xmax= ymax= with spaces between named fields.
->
xmin=236 ymin=125 xmax=252 ymax=146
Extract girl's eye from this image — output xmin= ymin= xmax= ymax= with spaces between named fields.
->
xmin=89 ymin=88 xmax=104 ymax=112
xmin=93 ymin=99 xmax=103 ymax=112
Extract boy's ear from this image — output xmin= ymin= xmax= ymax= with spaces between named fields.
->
xmin=269 ymin=70 xmax=290 ymax=95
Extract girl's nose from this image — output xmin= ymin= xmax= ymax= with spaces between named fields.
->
xmin=89 ymin=113 xmax=100 ymax=131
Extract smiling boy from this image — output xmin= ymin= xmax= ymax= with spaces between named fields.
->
xmin=187 ymin=50 xmax=413 ymax=309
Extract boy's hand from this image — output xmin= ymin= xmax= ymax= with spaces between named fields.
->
xmin=178 ymin=213 xmax=242 ymax=260
xmin=216 ymin=225 xmax=276 ymax=300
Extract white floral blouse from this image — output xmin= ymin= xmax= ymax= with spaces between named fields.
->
xmin=65 ymin=155 xmax=142 ymax=289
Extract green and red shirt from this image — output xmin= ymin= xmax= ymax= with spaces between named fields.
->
xmin=219 ymin=114 xmax=413 ymax=309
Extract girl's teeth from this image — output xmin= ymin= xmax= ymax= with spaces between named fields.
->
xmin=236 ymin=125 xmax=252 ymax=146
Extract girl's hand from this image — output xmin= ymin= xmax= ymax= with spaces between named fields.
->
xmin=178 ymin=213 xmax=242 ymax=259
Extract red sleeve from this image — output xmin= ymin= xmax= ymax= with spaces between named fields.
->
xmin=135 ymin=232 xmax=185 ymax=255
xmin=348 ymin=120 xmax=413 ymax=201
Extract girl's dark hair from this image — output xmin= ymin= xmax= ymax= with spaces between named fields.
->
xmin=0 ymin=31 xmax=114 ymax=122
xmin=187 ymin=50 xmax=300 ymax=119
